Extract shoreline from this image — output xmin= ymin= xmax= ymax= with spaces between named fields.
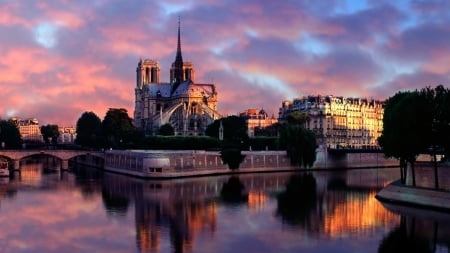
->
xmin=375 ymin=180 xmax=450 ymax=213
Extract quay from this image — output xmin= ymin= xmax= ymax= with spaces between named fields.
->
xmin=97 ymin=148 xmax=398 ymax=179
xmin=376 ymin=162 xmax=450 ymax=212
xmin=0 ymin=148 xmax=399 ymax=178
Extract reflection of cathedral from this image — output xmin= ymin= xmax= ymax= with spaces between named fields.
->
xmin=133 ymin=20 xmax=220 ymax=135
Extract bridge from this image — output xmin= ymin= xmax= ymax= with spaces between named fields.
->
xmin=0 ymin=150 xmax=104 ymax=170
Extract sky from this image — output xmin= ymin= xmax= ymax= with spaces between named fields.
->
xmin=0 ymin=0 xmax=449 ymax=126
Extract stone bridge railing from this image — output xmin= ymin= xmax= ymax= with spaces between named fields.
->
xmin=0 ymin=150 xmax=104 ymax=170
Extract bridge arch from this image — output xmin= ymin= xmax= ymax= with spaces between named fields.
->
xmin=0 ymin=150 xmax=104 ymax=170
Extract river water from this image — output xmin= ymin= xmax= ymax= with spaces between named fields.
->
xmin=0 ymin=160 xmax=449 ymax=253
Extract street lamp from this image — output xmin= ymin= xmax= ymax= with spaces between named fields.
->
xmin=219 ymin=120 xmax=224 ymax=141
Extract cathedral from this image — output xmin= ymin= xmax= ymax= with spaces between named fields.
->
xmin=133 ymin=21 xmax=220 ymax=135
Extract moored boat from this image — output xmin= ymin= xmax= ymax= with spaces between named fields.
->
xmin=0 ymin=161 xmax=10 ymax=177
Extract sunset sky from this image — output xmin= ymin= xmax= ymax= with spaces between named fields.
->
xmin=1 ymin=0 xmax=449 ymax=126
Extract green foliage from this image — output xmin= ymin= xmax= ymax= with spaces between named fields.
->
xmin=378 ymin=86 xmax=450 ymax=161
xmin=102 ymin=108 xmax=143 ymax=149
xmin=75 ymin=111 xmax=102 ymax=148
xmin=0 ymin=120 xmax=22 ymax=149
xmin=205 ymin=116 xmax=249 ymax=147
xmin=220 ymin=148 xmax=245 ymax=170
xmin=247 ymin=137 xmax=280 ymax=150
xmin=254 ymin=123 xmax=279 ymax=137
xmin=158 ymin=123 xmax=175 ymax=136
xmin=379 ymin=85 xmax=450 ymax=187
xmin=278 ymin=124 xmax=317 ymax=168
xmin=40 ymin=124 xmax=59 ymax=144
xmin=286 ymin=112 xmax=310 ymax=125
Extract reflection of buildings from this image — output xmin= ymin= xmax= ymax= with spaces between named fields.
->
xmin=239 ymin=109 xmax=278 ymax=137
xmin=323 ymin=191 xmax=399 ymax=238
xmin=279 ymin=96 xmax=384 ymax=149
xmin=102 ymin=174 xmax=220 ymax=253
xmin=275 ymin=170 xmax=400 ymax=238
xmin=133 ymin=21 xmax=220 ymax=136
xmin=10 ymin=117 xmax=43 ymax=142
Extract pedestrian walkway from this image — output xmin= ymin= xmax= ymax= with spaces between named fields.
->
xmin=376 ymin=180 xmax=450 ymax=212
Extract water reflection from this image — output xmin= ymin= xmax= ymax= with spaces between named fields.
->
xmin=378 ymin=203 xmax=450 ymax=253
xmin=220 ymin=176 xmax=248 ymax=204
xmin=3 ymin=160 xmax=445 ymax=252
xmin=276 ymin=174 xmax=317 ymax=227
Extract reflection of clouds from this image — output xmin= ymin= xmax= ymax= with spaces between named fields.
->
xmin=0 ymin=190 xmax=134 ymax=253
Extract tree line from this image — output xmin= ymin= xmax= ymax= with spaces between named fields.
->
xmin=379 ymin=85 xmax=450 ymax=188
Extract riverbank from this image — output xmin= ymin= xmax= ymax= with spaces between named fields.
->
xmin=96 ymin=149 xmax=399 ymax=179
xmin=375 ymin=180 xmax=450 ymax=212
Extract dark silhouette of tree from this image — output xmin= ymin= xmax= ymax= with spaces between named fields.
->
xmin=40 ymin=124 xmax=59 ymax=144
xmin=378 ymin=218 xmax=432 ymax=253
xmin=286 ymin=111 xmax=310 ymax=126
xmin=220 ymin=148 xmax=245 ymax=170
xmin=0 ymin=120 xmax=22 ymax=149
xmin=220 ymin=176 xmax=248 ymax=204
xmin=276 ymin=174 xmax=317 ymax=227
xmin=421 ymin=85 xmax=450 ymax=188
xmin=205 ymin=116 xmax=248 ymax=147
xmin=75 ymin=111 xmax=102 ymax=148
xmin=278 ymin=124 xmax=317 ymax=168
xmin=378 ymin=91 xmax=432 ymax=186
xmin=102 ymin=108 xmax=143 ymax=149
xmin=158 ymin=123 xmax=175 ymax=136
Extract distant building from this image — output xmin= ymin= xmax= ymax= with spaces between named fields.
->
xmin=279 ymin=95 xmax=384 ymax=149
xmin=239 ymin=109 xmax=278 ymax=137
xmin=133 ymin=20 xmax=220 ymax=136
xmin=10 ymin=117 xmax=43 ymax=142
xmin=58 ymin=126 xmax=76 ymax=144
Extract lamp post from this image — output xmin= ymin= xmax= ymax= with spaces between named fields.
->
xmin=219 ymin=120 xmax=224 ymax=142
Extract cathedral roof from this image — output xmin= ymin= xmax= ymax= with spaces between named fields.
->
xmin=145 ymin=80 xmax=215 ymax=98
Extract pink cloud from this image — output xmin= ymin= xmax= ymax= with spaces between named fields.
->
xmin=0 ymin=0 xmax=449 ymax=127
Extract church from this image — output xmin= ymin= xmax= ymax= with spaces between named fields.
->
xmin=133 ymin=21 xmax=220 ymax=135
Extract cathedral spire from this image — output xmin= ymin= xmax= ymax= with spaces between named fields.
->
xmin=172 ymin=16 xmax=184 ymax=86
xmin=175 ymin=16 xmax=183 ymax=65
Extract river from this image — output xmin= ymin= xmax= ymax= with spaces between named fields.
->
xmin=0 ymin=159 xmax=449 ymax=253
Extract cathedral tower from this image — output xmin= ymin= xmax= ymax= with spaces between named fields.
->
xmin=170 ymin=18 xmax=184 ymax=86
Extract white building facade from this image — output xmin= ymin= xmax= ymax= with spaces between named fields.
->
xmin=279 ymin=95 xmax=384 ymax=149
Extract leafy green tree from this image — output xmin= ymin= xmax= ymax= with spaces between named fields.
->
xmin=220 ymin=148 xmax=245 ymax=170
xmin=278 ymin=124 xmax=317 ymax=168
xmin=75 ymin=111 xmax=102 ymax=148
xmin=0 ymin=120 xmax=22 ymax=149
xmin=102 ymin=108 xmax=143 ymax=148
xmin=205 ymin=116 xmax=249 ymax=147
xmin=419 ymin=85 xmax=450 ymax=188
xmin=379 ymin=91 xmax=432 ymax=186
xmin=40 ymin=124 xmax=60 ymax=144
xmin=286 ymin=112 xmax=310 ymax=126
xmin=158 ymin=123 xmax=175 ymax=136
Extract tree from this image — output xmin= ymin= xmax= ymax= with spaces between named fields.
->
xmin=278 ymin=124 xmax=317 ymax=168
xmin=102 ymin=108 xmax=143 ymax=148
xmin=286 ymin=112 xmax=310 ymax=126
xmin=75 ymin=111 xmax=102 ymax=148
xmin=40 ymin=124 xmax=60 ymax=144
xmin=378 ymin=91 xmax=432 ymax=186
xmin=419 ymin=85 xmax=450 ymax=188
xmin=0 ymin=120 xmax=22 ymax=149
xmin=205 ymin=116 xmax=248 ymax=147
xmin=158 ymin=123 xmax=175 ymax=136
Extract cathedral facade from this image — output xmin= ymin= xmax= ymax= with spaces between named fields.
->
xmin=133 ymin=21 xmax=220 ymax=135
